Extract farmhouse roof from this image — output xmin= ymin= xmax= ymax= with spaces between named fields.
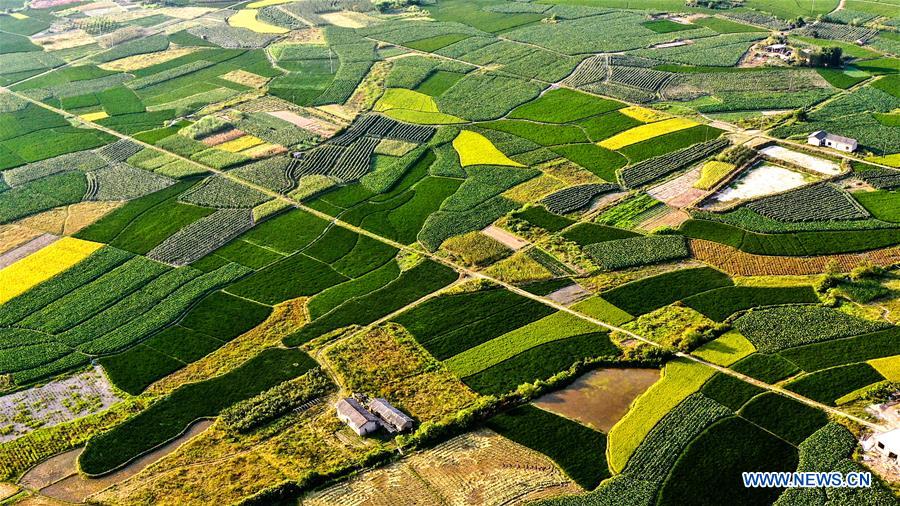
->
xmin=766 ymin=43 xmax=788 ymax=49
xmin=809 ymin=130 xmax=856 ymax=146
xmin=367 ymin=398 xmax=414 ymax=431
xmin=335 ymin=398 xmax=378 ymax=430
xmin=876 ymin=428 xmax=900 ymax=453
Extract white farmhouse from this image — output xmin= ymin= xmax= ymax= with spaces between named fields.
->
xmin=367 ymin=398 xmax=414 ymax=433
xmin=871 ymin=428 xmax=900 ymax=465
xmin=335 ymin=398 xmax=380 ymax=436
xmin=807 ymin=131 xmax=858 ymax=152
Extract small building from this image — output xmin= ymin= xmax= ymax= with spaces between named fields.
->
xmin=871 ymin=428 xmax=900 ymax=465
xmin=367 ymin=398 xmax=414 ymax=433
xmin=765 ymin=43 xmax=790 ymax=54
xmin=807 ymin=130 xmax=858 ymax=152
xmin=335 ymin=398 xmax=380 ymax=436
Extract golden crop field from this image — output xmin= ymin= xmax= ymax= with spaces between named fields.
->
xmin=0 ymin=237 xmax=102 ymax=304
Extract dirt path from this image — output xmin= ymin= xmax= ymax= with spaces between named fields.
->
xmin=481 ymin=225 xmax=529 ymax=250
xmin=19 ymin=420 xmax=213 ymax=504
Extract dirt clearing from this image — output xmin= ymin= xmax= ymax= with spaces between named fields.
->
xmin=482 ymin=225 xmax=528 ymax=251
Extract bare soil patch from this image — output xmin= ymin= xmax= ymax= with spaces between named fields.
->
xmin=482 ymin=225 xmax=528 ymax=251
xmin=0 ymin=225 xmax=44 ymax=256
xmin=646 ymin=165 xmax=707 ymax=208
xmin=0 ymin=234 xmax=58 ymax=270
xmin=546 ymin=284 xmax=591 ymax=305
xmin=267 ymin=110 xmax=340 ymax=138
xmin=99 ymin=48 xmax=198 ymax=72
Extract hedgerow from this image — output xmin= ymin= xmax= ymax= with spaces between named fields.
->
xmin=283 ymin=260 xmax=458 ymax=346
xmin=602 ymin=267 xmax=733 ymax=316
xmin=739 ymin=392 xmax=829 ymax=444
xmin=682 ymin=285 xmax=819 ymax=322
xmin=585 ymin=235 xmax=689 ymax=271
xmin=79 ymin=348 xmax=316 ymax=475
xmin=733 ymin=306 xmax=890 ymax=353
xmin=784 ymin=363 xmax=886 ymax=405
xmin=486 ymin=405 xmax=610 ymax=490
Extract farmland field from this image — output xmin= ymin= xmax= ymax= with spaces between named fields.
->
xmin=1 ymin=0 xmax=897 ymax=504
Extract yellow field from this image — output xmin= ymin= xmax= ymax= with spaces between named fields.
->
xmin=694 ymin=160 xmax=735 ymax=190
xmin=452 ymin=130 xmax=523 ymax=167
xmin=867 ymin=153 xmax=900 ymax=168
xmin=692 ymin=330 xmax=755 ymax=366
xmin=228 ymin=9 xmax=289 ymax=34
xmin=79 ymin=111 xmax=109 ymax=122
xmin=217 ymin=135 xmax=264 ymax=152
xmin=869 ymin=355 xmax=900 ymax=381
xmin=0 ymin=237 xmax=102 ymax=304
xmin=10 ymin=12 xmax=28 ymax=19
xmin=599 ymin=117 xmax=698 ymax=150
xmin=619 ymin=105 xmax=669 ymax=123
xmin=373 ymin=88 xmax=464 ymax=125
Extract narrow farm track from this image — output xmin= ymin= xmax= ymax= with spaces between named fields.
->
xmin=4 ymin=87 xmax=885 ymax=434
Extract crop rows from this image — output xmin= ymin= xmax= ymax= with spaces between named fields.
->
xmin=280 ymin=0 xmax=371 ymax=26
xmin=127 ymin=60 xmax=214 ymax=90
xmin=330 ymin=136 xmax=379 ymax=182
xmin=330 ymin=114 xmax=434 ymax=146
xmin=180 ymin=176 xmax=271 ymax=209
xmin=585 ymin=234 xmax=689 ymax=270
xmin=289 ymin=144 xmax=344 ymax=180
xmin=77 ymin=262 xmax=252 ymax=355
xmin=541 ymin=183 xmax=619 ymax=214
xmin=746 ymin=183 xmax=870 ymax=222
xmin=562 ymin=55 xmax=608 ymax=87
xmin=2 ymin=151 xmax=107 ymax=187
xmin=88 ymin=164 xmax=175 ymax=201
xmin=624 ymin=393 xmax=731 ymax=483
xmin=722 ymin=11 xmax=790 ymax=30
xmin=796 ymin=21 xmax=877 ymax=43
xmin=187 ymin=25 xmax=276 ymax=49
xmin=148 ymin=209 xmax=255 ymax=266
xmin=95 ymin=139 xmax=143 ymax=163
xmin=854 ymin=166 xmax=900 ymax=189
xmin=258 ymin=6 xmax=307 ymax=29
xmin=608 ymin=66 xmax=675 ymax=92
xmin=229 ymin=157 xmax=294 ymax=194
xmin=619 ymin=138 xmax=729 ymax=188
xmin=734 ymin=305 xmax=890 ymax=353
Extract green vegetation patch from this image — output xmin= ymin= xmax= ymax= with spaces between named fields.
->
xmin=642 ymin=19 xmax=696 ymax=33
xmin=225 ymin=253 xmax=348 ymax=305
xmin=561 ymin=223 xmax=638 ymax=247
xmin=733 ymin=305 xmax=890 ymax=353
xmin=551 ymin=144 xmax=627 ymax=182
xmin=778 ymin=327 xmax=900 ymax=372
xmin=585 ymin=234 xmax=689 ymax=271
xmin=486 ymin=405 xmax=610 ymax=489
xmin=784 ymin=363 xmax=886 ymax=406
xmin=730 ymin=353 xmax=800 ymax=384
xmin=511 ymin=205 xmax=575 ymax=232
xmin=657 ymin=416 xmax=798 ymax=506
xmin=508 ymin=88 xmax=623 ymax=123
xmin=602 ymin=267 xmax=732 ymax=316
xmin=738 ymin=392 xmax=829 ymax=445
xmin=80 ymin=348 xmax=316 ymax=475
xmin=700 ymin=372 xmax=764 ymax=411
xmin=179 ymin=290 xmax=271 ymax=339
xmin=853 ymin=190 xmax=900 ymax=223
xmin=463 ymin=331 xmax=618 ymax=395
xmin=682 ymin=285 xmax=819 ymax=322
